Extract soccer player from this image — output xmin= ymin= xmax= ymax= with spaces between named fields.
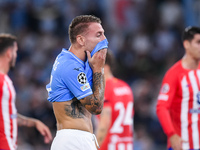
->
xmin=95 ymin=50 xmax=134 ymax=150
xmin=156 ymin=26 xmax=200 ymax=150
xmin=46 ymin=15 xmax=108 ymax=150
xmin=0 ymin=34 xmax=52 ymax=150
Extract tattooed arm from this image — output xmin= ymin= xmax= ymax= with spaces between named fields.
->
xmin=79 ymin=49 xmax=107 ymax=115
xmin=17 ymin=113 xmax=52 ymax=143
xmin=80 ymin=71 xmax=105 ymax=114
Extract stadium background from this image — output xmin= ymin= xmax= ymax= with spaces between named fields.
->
xmin=0 ymin=0 xmax=199 ymax=149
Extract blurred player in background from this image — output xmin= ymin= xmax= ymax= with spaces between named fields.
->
xmin=46 ymin=15 xmax=108 ymax=150
xmin=95 ymin=50 xmax=134 ymax=150
xmin=0 ymin=34 xmax=52 ymax=150
xmin=156 ymin=26 xmax=200 ymax=150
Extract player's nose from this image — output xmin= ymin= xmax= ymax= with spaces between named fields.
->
xmin=101 ymin=34 xmax=106 ymax=41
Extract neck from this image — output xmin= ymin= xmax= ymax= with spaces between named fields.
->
xmin=0 ymin=58 xmax=9 ymax=74
xmin=68 ymin=44 xmax=87 ymax=62
xmin=105 ymin=72 xmax=114 ymax=81
xmin=182 ymin=54 xmax=199 ymax=70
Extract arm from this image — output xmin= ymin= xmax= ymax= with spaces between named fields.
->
xmin=17 ymin=113 xmax=52 ymax=144
xmin=169 ymin=134 xmax=183 ymax=150
xmin=156 ymin=69 xmax=185 ymax=150
xmin=156 ymin=102 xmax=176 ymax=138
xmin=157 ymin=104 xmax=185 ymax=150
xmin=80 ymin=49 xmax=107 ymax=115
xmin=157 ymin=97 xmax=183 ymax=150
xmin=96 ymin=107 xmax=111 ymax=146
xmin=156 ymin=102 xmax=184 ymax=150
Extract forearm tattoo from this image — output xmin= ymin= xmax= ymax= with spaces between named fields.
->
xmin=64 ymin=98 xmax=85 ymax=118
xmin=81 ymin=72 xmax=105 ymax=114
xmin=93 ymin=72 xmax=105 ymax=101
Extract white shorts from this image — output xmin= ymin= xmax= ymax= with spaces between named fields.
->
xmin=51 ymin=129 xmax=99 ymax=150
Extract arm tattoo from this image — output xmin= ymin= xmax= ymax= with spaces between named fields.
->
xmin=81 ymin=72 xmax=105 ymax=114
xmin=64 ymin=98 xmax=85 ymax=118
xmin=93 ymin=72 xmax=105 ymax=101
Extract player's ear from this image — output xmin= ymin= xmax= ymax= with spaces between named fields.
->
xmin=5 ymin=47 xmax=12 ymax=60
xmin=76 ymin=35 xmax=85 ymax=46
xmin=183 ymin=40 xmax=190 ymax=50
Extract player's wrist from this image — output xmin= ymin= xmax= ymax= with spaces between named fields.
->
xmin=93 ymin=68 xmax=104 ymax=73
xmin=167 ymin=131 xmax=176 ymax=138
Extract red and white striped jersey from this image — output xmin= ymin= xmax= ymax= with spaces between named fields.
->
xmin=156 ymin=60 xmax=200 ymax=149
xmin=0 ymin=73 xmax=17 ymax=150
xmin=98 ymin=77 xmax=134 ymax=150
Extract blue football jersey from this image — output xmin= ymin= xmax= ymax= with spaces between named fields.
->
xmin=46 ymin=39 xmax=108 ymax=102
xmin=46 ymin=49 xmax=93 ymax=102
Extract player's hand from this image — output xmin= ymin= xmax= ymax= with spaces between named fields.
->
xmin=86 ymin=48 xmax=107 ymax=72
xmin=169 ymin=134 xmax=187 ymax=150
xmin=35 ymin=120 xmax=53 ymax=144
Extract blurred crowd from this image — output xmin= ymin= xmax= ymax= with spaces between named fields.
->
xmin=0 ymin=0 xmax=199 ymax=149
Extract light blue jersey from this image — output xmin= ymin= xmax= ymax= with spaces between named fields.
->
xmin=46 ymin=49 xmax=93 ymax=102
xmin=46 ymin=39 xmax=108 ymax=102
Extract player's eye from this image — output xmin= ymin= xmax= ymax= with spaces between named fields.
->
xmin=97 ymin=33 xmax=102 ymax=37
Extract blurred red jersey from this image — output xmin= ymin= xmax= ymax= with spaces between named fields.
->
xmin=99 ymin=77 xmax=134 ymax=150
xmin=0 ymin=73 xmax=17 ymax=150
xmin=156 ymin=60 xmax=200 ymax=149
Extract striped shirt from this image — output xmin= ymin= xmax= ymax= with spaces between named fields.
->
xmin=156 ymin=60 xmax=200 ymax=149
xmin=0 ymin=73 xmax=17 ymax=150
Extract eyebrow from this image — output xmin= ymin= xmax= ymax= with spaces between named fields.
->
xmin=96 ymin=30 xmax=104 ymax=35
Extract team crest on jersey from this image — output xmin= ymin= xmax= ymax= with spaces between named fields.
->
xmin=77 ymin=72 xmax=87 ymax=84
xmin=160 ymin=83 xmax=170 ymax=93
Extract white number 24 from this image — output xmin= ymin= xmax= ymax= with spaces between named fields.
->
xmin=110 ymin=102 xmax=133 ymax=133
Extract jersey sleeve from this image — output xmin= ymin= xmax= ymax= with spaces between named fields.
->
xmin=60 ymin=63 xmax=93 ymax=100
xmin=156 ymin=70 xmax=178 ymax=138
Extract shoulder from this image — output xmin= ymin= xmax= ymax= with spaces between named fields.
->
xmin=107 ymin=78 xmax=130 ymax=87
xmin=106 ymin=78 xmax=132 ymax=95
xmin=0 ymin=73 xmax=5 ymax=81
xmin=160 ymin=61 xmax=183 ymax=87
xmin=165 ymin=60 xmax=183 ymax=77
xmin=0 ymin=73 xmax=6 ymax=87
xmin=55 ymin=54 xmax=84 ymax=74
xmin=57 ymin=50 xmax=84 ymax=70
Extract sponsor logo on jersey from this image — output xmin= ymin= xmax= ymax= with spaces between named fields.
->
xmin=186 ymin=83 xmax=191 ymax=87
xmin=189 ymin=108 xmax=200 ymax=113
xmin=73 ymin=67 xmax=81 ymax=71
xmin=197 ymin=91 xmax=200 ymax=104
xmin=158 ymin=94 xmax=169 ymax=101
xmin=81 ymin=83 xmax=90 ymax=91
